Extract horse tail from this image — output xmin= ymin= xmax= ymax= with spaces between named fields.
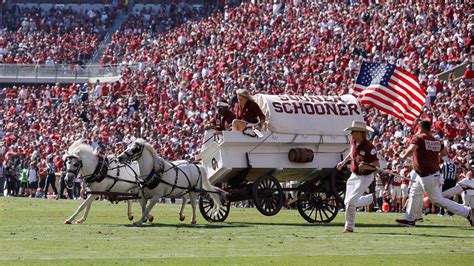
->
xmin=199 ymin=165 xmax=223 ymax=211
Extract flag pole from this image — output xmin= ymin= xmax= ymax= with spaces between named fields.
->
xmin=352 ymin=60 xmax=365 ymax=94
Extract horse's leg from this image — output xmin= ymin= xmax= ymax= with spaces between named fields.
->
xmin=189 ymin=192 xmax=198 ymax=224
xmin=133 ymin=198 xmax=157 ymax=227
xmin=179 ymin=194 xmax=188 ymax=221
xmin=127 ymin=200 xmax=134 ymax=221
xmin=209 ymin=189 xmax=225 ymax=218
xmin=76 ymin=194 xmax=100 ymax=224
xmin=65 ymin=194 xmax=97 ymax=224
xmin=201 ymin=175 xmax=224 ymax=217
xmin=139 ymin=196 xmax=154 ymax=223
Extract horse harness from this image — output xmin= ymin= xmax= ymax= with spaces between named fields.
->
xmin=140 ymin=161 xmax=203 ymax=198
xmin=84 ymin=156 xmax=109 ymax=184
xmin=67 ymin=155 xmax=139 ymax=192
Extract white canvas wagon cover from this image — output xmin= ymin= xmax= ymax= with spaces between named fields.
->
xmin=255 ymin=94 xmax=363 ymax=136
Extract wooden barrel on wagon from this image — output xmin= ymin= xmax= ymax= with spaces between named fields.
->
xmin=288 ymin=148 xmax=314 ymax=163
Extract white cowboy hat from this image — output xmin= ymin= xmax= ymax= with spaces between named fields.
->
xmin=236 ymin=89 xmax=253 ymax=100
xmin=216 ymin=100 xmax=229 ymax=108
xmin=344 ymin=121 xmax=374 ymax=132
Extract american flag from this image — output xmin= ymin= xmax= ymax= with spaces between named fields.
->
xmin=353 ymin=62 xmax=426 ymax=126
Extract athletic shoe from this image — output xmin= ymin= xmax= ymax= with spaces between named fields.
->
xmin=343 ymin=227 xmax=353 ymax=233
xmin=396 ymin=219 xmax=415 ymax=227
xmin=415 ymin=218 xmax=424 ymax=222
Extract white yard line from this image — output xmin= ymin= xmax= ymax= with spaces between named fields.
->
xmin=1 ymin=250 xmax=474 ymax=261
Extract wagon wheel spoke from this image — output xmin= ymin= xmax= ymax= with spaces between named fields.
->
xmin=202 ymin=201 xmax=212 ymax=209
xmin=217 ymin=209 xmax=225 ymax=219
xmin=199 ymin=193 xmax=230 ymax=223
xmin=321 ymin=205 xmax=335 ymax=216
xmin=303 ymin=203 xmax=313 ymax=212
xmin=297 ymin=187 xmax=339 ymax=223
xmin=323 ymin=202 xmax=337 ymax=212
xmin=252 ymin=176 xmax=283 ymax=216
xmin=320 ymin=207 xmax=330 ymax=220
xmin=307 ymin=205 xmax=316 ymax=218
xmin=263 ymin=179 xmax=270 ymax=189
xmin=270 ymin=197 xmax=279 ymax=206
xmin=269 ymin=199 xmax=277 ymax=210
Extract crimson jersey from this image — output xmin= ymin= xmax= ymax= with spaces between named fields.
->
xmin=350 ymin=139 xmax=378 ymax=175
xmin=410 ymin=132 xmax=442 ymax=177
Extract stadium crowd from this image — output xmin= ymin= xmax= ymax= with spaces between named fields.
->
xmin=0 ymin=1 xmax=472 ymax=211
xmin=0 ymin=5 xmax=117 ymax=64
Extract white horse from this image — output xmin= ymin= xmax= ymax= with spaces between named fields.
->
xmin=117 ymin=138 xmax=225 ymax=226
xmin=63 ymin=139 xmax=152 ymax=224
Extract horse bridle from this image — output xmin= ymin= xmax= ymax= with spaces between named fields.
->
xmin=122 ymin=143 xmax=145 ymax=162
xmin=65 ymin=156 xmax=82 ymax=190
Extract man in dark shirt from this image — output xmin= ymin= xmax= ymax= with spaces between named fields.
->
xmin=396 ymin=120 xmax=473 ymax=226
xmin=0 ymin=163 xmax=5 ymax=196
xmin=439 ymin=158 xmax=457 ymax=215
xmin=337 ymin=121 xmax=379 ymax=233
xmin=207 ymin=99 xmax=236 ymax=132
xmin=43 ymin=155 xmax=58 ymax=198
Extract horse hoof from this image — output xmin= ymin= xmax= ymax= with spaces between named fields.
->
xmin=64 ymin=220 xmax=71 ymax=225
xmin=179 ymin=214 xmax=185 ymax=221
xmin=190 ymin=220 xmax=197 ymax=225
xmin=148 ymin=215 xmax=154 ymax=223
xmin=128 ymin=216 xmax=134 ymax=221
xmin=75 ymin=220 xmax=82 ymax=224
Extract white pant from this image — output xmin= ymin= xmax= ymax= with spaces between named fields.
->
xmin=443 ymin=179 xmax=474 ymax=207
xmin=391 ymin=185 xmax=402 ymax=200
xmin=401 ymin=184 xmax=409 ymax=198
xmin=344 ymin=172 xmax=374 ymax=229
xmin=404 ymin=173 xmax=470 ymax=221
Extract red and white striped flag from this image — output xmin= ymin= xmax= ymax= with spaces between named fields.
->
xmin=353 ymin=62 xmax=426 ymax=126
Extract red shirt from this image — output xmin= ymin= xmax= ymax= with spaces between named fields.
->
xmin=400 ymin=168 xmax=410 ymax=185
xmin=391 ymin=174 xmax=402 ymax=186
xmin=350 ymin=139 xmax=378 ymax=175
xmin=410 ymin=132 xmax=442 ymax=177
xmin=463 ymin=68 xmax=474 ymax=79
xmin=211 ymin=109 xmax=236 ymax=131
xmin=235 ymin=100 xmax=266 ymax=124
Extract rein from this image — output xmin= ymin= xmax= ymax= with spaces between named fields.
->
xmin=67 ymin=155 xmax=140 ymax=192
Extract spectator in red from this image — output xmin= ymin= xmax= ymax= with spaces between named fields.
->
xmin=390 ymin=163 xmax=403 ymax=213
xmin=463 ymin=64 xmax=474 ymax=79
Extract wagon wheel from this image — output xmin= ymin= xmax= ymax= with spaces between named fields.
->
xmin=252 ymin=175 xmax=284 ymax=216
xmin=199 ymin=193 xmax=231 ymax=222
xmin=296 ymin=189 xmax=339 ymax=223
xmin=330 ymin=168 xmax=350 ymax=206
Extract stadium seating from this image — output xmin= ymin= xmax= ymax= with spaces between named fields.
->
xmin=0 ymin=1 xmax=472 ymax=201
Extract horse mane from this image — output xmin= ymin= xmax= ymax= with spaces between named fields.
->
xmin=68 ymin=139 xmax=94 ymax=156
xmin=135 ymin=138 xmax=165 ymax=170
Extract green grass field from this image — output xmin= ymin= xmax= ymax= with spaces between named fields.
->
xmin=0 ymin=197 xmax=472 ymax=265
